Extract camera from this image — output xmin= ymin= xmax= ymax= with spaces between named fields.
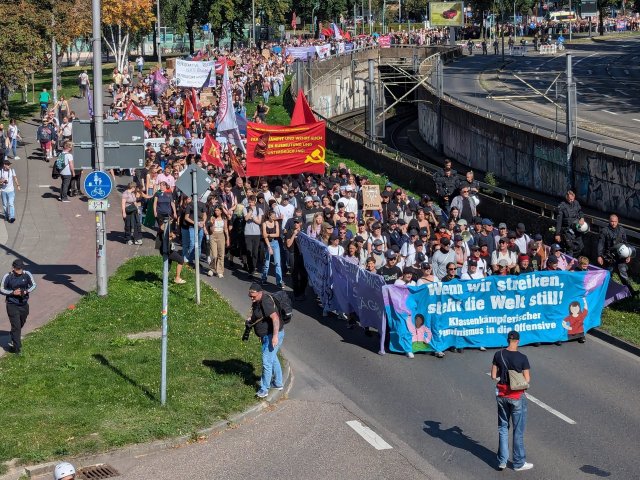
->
xmin=241 ymin=320 xmax=252 ymax=341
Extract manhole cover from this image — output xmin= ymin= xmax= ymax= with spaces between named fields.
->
xmin=77 ymin=464 xmax=120 ymax=480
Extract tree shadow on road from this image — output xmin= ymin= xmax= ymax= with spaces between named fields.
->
xmin=201 ymin=359 xmax=259 ymax=387
xmin=423 ymin=420 xmax=497 ymax=469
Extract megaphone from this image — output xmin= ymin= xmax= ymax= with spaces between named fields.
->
xmin=616 ymin=243 xmax=636 ymax=260
xmin=470 ymin=194 xmax=480 ymax=207
xmin=461 ymin=231 xmax=473 ymax=243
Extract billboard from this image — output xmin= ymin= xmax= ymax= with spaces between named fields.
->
xmin=429 ymin=2 xmax=464 ymax=27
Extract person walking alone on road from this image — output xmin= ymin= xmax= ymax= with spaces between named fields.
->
xmin=491 ymin=330 xmax=533 ymax=472
xmin=246 ymin=282 xmax=284 ymax=398
xmin=1 ymin=159 xmax=21 ymax=223
xmin=7 ymin=119 xmax=21 ymax=160
xmin=122 ymin=182 xmax=142 ymax=245
xmin=493 ymin=39 xmax=499 ymax=55
xmin=482 ymin=39 xmax=488 ymax=55
xmin=1 ymin=259 xmax=36 ymax=355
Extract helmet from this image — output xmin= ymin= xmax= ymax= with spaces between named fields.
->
xmin=575 ymin=220 xmax=589 ymax=233
xmin=616 ymin=244 xmax=636 ymax=260
xmin=54 ymin=462 xmax=76 ymax=480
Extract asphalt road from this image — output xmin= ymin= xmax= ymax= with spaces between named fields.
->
xmin=443 ymin=37 xmax=640 ymax=153
xmin=191 ymin=267 xmax=640 ymax=480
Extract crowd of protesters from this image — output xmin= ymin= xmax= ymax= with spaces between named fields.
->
xmin=24 ymin=33 xmax=636 ymax=351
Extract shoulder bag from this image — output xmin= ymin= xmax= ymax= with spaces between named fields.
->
xmin=500 ymin=349 xmax=529 ymax=391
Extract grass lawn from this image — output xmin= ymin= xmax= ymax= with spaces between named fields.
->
xmin=0 ymin=256 xmax=261 ymax=466
xmin=600 ymin=276 xmax=640 ymax=346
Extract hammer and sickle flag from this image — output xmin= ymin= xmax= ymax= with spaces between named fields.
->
xmin=305 ymin=145 xmax=326 ymax=165
xmin=201 ymin=134 xmax=224 ymax=168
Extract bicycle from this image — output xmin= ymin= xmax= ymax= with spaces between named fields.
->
xmin=40 ymin=102 xmax=49 ymax=120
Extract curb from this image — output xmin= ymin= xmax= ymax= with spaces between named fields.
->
xmin=590 ymin=329 xmax=640 ymax=357
xmin=1 ymin=359 xmax=292 ymax=480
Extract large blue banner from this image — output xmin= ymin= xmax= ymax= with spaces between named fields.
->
xmin=297 ymin=233 xmax=336 ymax=313
xmin=384 ymin=270 xmax=610 ymax=353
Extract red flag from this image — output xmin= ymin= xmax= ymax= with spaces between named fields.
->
xmin=290 ymin=89 xmax=317 ymax=126
xmin=201 ymin=134 xmax=224 ymax=168
xmin=291 ymin=12 xmax=297 ymax=30
xmin=124 ymin=101 xmax=152 ymax=129
xmin=183 ymin=97 xmax=194 ymax=129
xmin=228 ymin=145 xmax=246 ymax=177
xmin=191 ymin=88 xmax=200 ymax=122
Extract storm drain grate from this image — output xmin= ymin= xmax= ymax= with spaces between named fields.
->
xmin=77 ymin=464 xmax=120 ymax=480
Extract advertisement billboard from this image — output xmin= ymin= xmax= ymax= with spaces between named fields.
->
xmin=429 ymin=2 xmax=465 ymax=27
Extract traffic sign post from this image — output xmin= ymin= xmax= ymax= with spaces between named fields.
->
xmin=88 ymin=199 xmax=110 ymax=211
xmin=72 ymin=120 xmax=146 ymax=170
xmin=84 ymin=171 xmax=113 ymax=200
xmin=175 ymin=165 xmax=212 ymax=305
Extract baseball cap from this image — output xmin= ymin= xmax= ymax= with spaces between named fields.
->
xmin=467 ymin=259 xmax=477 ymax=267
xmin=473 ymin=216 xmax=483 ymax=224
xmin=354 ymin=235 xmax=365 ymax=242
xmin=534 ymin=234 xmax=543 ymax=241
xmin=421 ymin=261 xmax=431 ymax=269
xmin=419 ymin=228 xmax=429 ymax=237
xmin=12 ymin=259 xmax=25 ymax=269
xmin=440 ymin=237 xmax=451 ymax=246
xmin=507 ymin=330 xmax=520 ymax=341
xmin=409 ymin=229 xmax=419 ymax=236
xmin=482 ymin=218 xmax=493 ymax=226
xmin=518 ymin=254 xmax=530 ymax=262
xmin=415 ymin=252 xmax=426 ymax=263
xmin=385 ymin=250 xmax=397 ymax=259
xmin=551 ymin=243 xmax=562 ymax=251
xmin=372 ymin=223 xmax=382 ymax=229
xmin=397 ymin=219 xmax=407 ymax=226
xmin=422 ymin=194 xmax=431 ymax=201
xmin=470 ymin=244 xmax=480 ymax=251
xmin=457 ymin=219 xmax=468 ymax=226
xmin=454 ymin=234 xmax=463 ymax=242
xmin=547 ymin=256 xmax=559 ymax=264
xmin=402 ymin=266 xmax=413 ymax=274
xmin=517 ymin=223 xmax=526 ymax=231
xmin=292 ymin=217 xmax=302 ymax=223
xmin=498 ymin=259 xmax=509 ymax=267
xmin=385 ymin=181 xmax=393 ymax=187
xmin=414 ymin=239 xmax=424 ymax=247
xmin=304 ymin=195 xmax=313 ymax=202
xmin=358 ymin=220 xmax=365 ymax=226
xmin=322 ymin=222 xmax=334 ymax=229
xmin=498 ymin=222 xmax=507 ymax=229
xmin=373 ymin=238 xmax=384 ymax=246
xmin=330 ymin=231 xmax=340 ymax=240
xmin=507 ymin=231 xmax=517 ymax=239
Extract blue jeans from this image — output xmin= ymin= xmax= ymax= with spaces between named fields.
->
xmin=1 ymin=190 xmax=15 ymax=220
xmin=259 ymin=330 xmax=285 ymax=393
xmin=10 ymin=138 xmax=17 ymax=158
xmin=497 ymin=394 xmax=527 ymax=468
xmin=263 ymin=90 xmax=270 ymax=104
xmin=181 ymin=227 xmax=204 ymax=264
xmin=261 ymin=239 xmax=282 ymax=285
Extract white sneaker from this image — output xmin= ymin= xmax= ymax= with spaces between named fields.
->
xmin=207 ymin=270 xmax=214 ymax=277
xmin=14 ymin=156 xmax=20 ymax=160
xmin=514 ymin=462 xmax=533 ymax=471
xmin=406 ymin=352 xmax=414 ymax=358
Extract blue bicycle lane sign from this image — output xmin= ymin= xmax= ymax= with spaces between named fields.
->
xmin=84 ymin=171 xmax=113 ymax=200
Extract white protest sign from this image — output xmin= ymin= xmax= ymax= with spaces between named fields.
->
xmin=175 ymin=59 xmax=216 ymax=88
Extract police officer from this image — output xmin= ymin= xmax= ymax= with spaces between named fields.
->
xmin=554 ymin=190 xmax=586 ymax=258
xmin=1 ymin=259 xmax=36 ymax=354
xmin=434 ymin=164 xmax=459 ymax=213
xmin=598 ymin=214 xmax=637 ymax=295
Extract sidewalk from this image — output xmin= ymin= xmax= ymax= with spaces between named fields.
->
xmin=0 ymin=90 xmax=155 ymax=355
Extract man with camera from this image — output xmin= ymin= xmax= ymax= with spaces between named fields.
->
xmin=1 ymin=259 xmax=37 ymax=355
xmin=244 ymin=283 xmax=284 ymax=398
xmin=598 ymin=214 xmax=637 ymax=296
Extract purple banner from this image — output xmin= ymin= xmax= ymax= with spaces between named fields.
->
xmin=285 ymin=46 xmax=317 ymax=61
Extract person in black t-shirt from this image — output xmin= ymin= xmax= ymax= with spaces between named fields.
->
xmin=285 ymin=217 xmax=308 ymax=299
xmin=491 ymin=331 xmax=533 ymax=472
xmin=377 ymin=250 xmax=402 ymax=284
xmin=247 ymin=283 xmax=284 ymax=399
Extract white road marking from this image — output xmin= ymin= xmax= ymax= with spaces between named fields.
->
xmin=602 ymin=110 xmax=618 ymax=115
xmin=0 ymin=219 xmax=7 ymax=245
xmin=38 ymin=184 xmax=51 ymax=188
xmin=526 ymin=394 xmax=577 ymax=425
xmin=616 ymin=89 xmax=630 ymax=96
xmin=632 ymin=119 xmax=640 ymax=123
xmin=587 ymin=87 xmax=597 ymax=92
xmin=602 ymin=94 xmax=611 ymax=98
xmin=346 ymin=420 xmax=393 ymax=450
xmin=578 ymin=81 xmax=585 ymax=85
xmin=484 ymin=373 xmax=576 ymax=425
xmin=624 ymin=69 xmax=630 ymax=75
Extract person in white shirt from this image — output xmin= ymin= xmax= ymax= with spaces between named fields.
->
xmin=78 ymin=70 xmax=90 ymax=98
xmin=327 ymin=233 xmax=345 ymax=256
xmin=462 ymin=245 xmax=489 ymax=277
xmin=491 ymin=237 xmax=517 ymax=273
xmin=337 ymin=186 xmax=358 ymax=214
xmin=58 ymin=141 xmax=74 ymax=202
xmin=1 ymin=159 xmax=21 ymax=222
xmin=514 ymin=223 xmax=531 ymax=255
xmin=461 ymin=260 xmax=484 ymax=280
xmin=394 ymin=267 xmax=416 ymax=286
xmin=276 ymin=196 xmax=294 ymax=229
xmin=7 ymin=119 xmax=20 ymax=160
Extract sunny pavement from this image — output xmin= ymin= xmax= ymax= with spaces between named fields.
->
xmin=0 ymin=92 xmax=156 ymax=355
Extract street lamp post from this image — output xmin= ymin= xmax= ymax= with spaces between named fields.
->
xmin=156 ymin=0 xmax=162 ymax=65
xmin=251 ymin=0 xmax=255 ymax=47
xmin=513 ymin=0 xmax=516 ymax=43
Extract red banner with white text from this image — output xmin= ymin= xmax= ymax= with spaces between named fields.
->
xmin=246 ymin=121 xmax=326 ymax=177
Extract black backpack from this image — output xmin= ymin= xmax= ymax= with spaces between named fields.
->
xmin=262 ymin=291 xmax=293 ymax=325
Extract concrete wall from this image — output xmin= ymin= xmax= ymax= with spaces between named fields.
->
xmin=417 ymin=88 xmax=640 ymax=220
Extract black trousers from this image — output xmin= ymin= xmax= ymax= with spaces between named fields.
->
xmin=244 ymin=235 xmax=261 ymax=273
xmin=7 ymin=303 xmax=29 ymax=352
xmin=606 ymin=261 xmax=635 ymax=292
xmin=292 ymin=255 xmax=308 ymax=297
xmin=124 ymin=211 xmax=142 ymax=241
